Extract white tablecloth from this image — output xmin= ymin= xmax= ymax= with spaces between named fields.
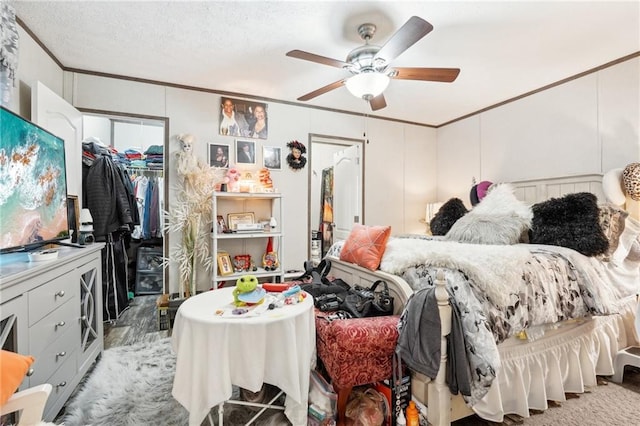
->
xmin=171 ymin=286 xmax=316 ymax=426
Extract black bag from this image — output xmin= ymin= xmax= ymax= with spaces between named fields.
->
xmin=297 ymin=259 xmax=351 ymax=299
xmin=340 ymin=280 xmax=394 ymax=318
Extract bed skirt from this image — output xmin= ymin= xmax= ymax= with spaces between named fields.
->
xmin=472 ymin=295 xmax=637 ymax=422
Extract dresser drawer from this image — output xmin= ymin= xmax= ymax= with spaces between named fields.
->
xmin=29 ymin=298 xmax=79 ymax=356
xmin=29 ymin=326 xmax=77 ymax=385
xmin=28 ymin=273 xmax=77 ymax=326
xmin=43 ymin=348 xmax=77 ymax=419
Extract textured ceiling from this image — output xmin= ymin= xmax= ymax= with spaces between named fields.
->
xmin=11 ymin=1 xmax=640 ymax=126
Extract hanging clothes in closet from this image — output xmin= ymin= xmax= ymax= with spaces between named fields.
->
xmin=82 ymin=137 xmax=137 ymax=322
xmin=129 ymin=171 xmax=164 ymax=240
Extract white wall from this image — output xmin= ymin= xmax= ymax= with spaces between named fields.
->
xmin=436 ymin=57 xmax=640 ymax=208
xmin=12 ymin=21 xmax=637 ymax=295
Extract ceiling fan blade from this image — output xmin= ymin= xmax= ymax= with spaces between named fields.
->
xmin=286 ymin=49 xmax=349 ymax=69
xmin=374 ymin=16 xmax=433 ymax=63
xmin=392 ymin=67 xmax=460 ymax=82
xmin=297 ymin=79 xmax=346 ymax=101
xmin=369 ymin=94 xmax=387 ymax=111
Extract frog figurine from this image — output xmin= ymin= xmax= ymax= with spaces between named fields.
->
xmin=233 ymin=275 xmax=259 ymax=306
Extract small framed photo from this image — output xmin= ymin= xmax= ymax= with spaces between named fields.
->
xmin=227 ymin=212 xmax=255 ymax=230
xmin=235 ymin=140 xmax=256 ymax=164
xmin=263 ymin=146 xmax=282 ymax=170
xmin=217 ymin=252 xmax=234 ymax=276
xmin=209 ymin=143 xmax=230 ymax=168
xmin=216 ymin=215 xmax=228 ymax=234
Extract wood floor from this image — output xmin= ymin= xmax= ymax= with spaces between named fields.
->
xmin=103 ymin=294 xmax=169 ymax=349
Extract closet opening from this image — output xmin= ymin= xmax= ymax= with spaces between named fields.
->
xmin=80 ymin=109 xmax=169 ymax=298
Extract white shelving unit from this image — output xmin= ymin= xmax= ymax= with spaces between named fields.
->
xmin=212 ymin=192 xmax=284 ymax=288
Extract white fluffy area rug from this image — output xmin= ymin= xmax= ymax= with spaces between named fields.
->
xmin=62 ymin=338 xmax=289 ymax=426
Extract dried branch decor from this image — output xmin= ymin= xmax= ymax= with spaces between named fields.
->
xmin=166 ymin=134 xmax=226 ymax=298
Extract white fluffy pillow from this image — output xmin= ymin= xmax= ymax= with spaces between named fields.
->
xmin=446 ymin=183 xmax=533 ymax=245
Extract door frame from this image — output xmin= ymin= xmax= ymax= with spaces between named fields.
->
xmin=79 ymin=107 xmax=170 ymax=293
xmin=307 ymin=133 xmax=365 ymax=260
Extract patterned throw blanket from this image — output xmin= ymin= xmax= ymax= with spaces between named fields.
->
xmin=379 ymin=237 xmax=620 ymax=406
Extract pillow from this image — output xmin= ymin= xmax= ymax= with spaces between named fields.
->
xmin=447 ymin=214 xmax=528 ymax=245
xmin=447 ymin=183 xmax=532 ymax=245
xmin=430 ymin=198 xmax=468 ymax=236
xmin=529 ymin=192 xmax=609 ymax=256
xmin=339 ymin=224 xmax=391 ymax=270
xmin=0 ymin=350 xmax=35 ymax=406
xmin=596 ymin=203 xmax=628 ymax=261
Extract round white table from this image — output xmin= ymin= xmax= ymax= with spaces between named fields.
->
xmin=171 ymin=286 xmax=316 ymax=426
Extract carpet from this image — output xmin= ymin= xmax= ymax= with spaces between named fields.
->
xmin=62 ymin=338 xmax=289 ymax=426
xmin=63 ymin=338 xmax=640 ymax=426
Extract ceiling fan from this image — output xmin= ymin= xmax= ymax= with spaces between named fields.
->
xmin=286 ymin=16 xmax=460 ymax=111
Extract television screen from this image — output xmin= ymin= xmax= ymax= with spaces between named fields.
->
xmin=0 ymin=106 xmax=70 ymax=253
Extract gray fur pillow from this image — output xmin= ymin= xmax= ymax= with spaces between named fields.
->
xmin=530 ymin=192 xmax=609 ymax=256
xmin=446 ymin=183 xmax=532 ymax=245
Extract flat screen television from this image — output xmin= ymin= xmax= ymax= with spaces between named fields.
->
xmin=0 ymin=106 xmax=70 ymax=253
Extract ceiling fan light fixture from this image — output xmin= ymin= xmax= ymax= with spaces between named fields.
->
xmin=345 ymin=72 xmax=390 ymax=100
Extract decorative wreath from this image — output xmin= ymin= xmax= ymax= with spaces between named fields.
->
xmin=286 ymin=140 xmax=307 ymax=170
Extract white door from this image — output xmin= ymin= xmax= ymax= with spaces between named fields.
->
xmin=333 ymin=144 xmax=362 ymax=241
xmin=32 ymin=81 xmax=83 ymax=202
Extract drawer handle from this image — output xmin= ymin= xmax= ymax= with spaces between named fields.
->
xmin=26 ymin=368 xmax=34 ymax=377
xmin=55 ymin=321 xmax=66 ymax=329
xmin=55 ymin=290 xmax=65 ymax=298
xmin=56 ymin=351 xmax=66 ymax=359
xmin=56 ymin=381 xmax=67 ymax=388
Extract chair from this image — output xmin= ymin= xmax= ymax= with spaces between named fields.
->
xmin=0 ymin=383 xmax=53 ymax=426
xmin=315 ymin=314 xmax=399 ymax=425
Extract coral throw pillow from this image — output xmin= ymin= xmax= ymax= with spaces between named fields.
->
xmin=340 ymin=224 xmax=391 ymax=270
xmin=0 ymin=350 xmax=35 ymax=406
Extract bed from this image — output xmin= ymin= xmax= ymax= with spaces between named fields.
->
xmin=324 ymin=174 xmax=640 ymax=425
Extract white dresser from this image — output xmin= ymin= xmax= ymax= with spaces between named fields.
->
xmin=0 ymin=244 xmax=104 ymax=421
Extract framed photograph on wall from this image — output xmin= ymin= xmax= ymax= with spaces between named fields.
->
xmin=235 ymin=140 xmax=256 ymax=164
xmin=209 ymin=143 xmax=230 ymax=168
xmin=220 ymin=97 xmax=268 ymax=139
xmin=217 ymin=252 xmax=234 ymax=276
xmin=263 ymin=146 xmax=282 ymax=170
xmin=66 ymin=195 xmax=79 ymax=243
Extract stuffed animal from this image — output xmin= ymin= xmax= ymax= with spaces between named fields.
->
xmin=225 ymin=167 xmax=240 ymax=192
xmin=233 ymin=275 xmax=259 ymax=306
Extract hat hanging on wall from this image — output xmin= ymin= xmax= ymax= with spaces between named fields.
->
xmin=622 ymin=163 xmax=640 ymax=201
xmin=470 ymin=180 xmax=493 ymax=206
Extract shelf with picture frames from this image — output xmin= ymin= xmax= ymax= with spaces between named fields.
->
xmin=212 ymin=192 xmax=284 ymax=288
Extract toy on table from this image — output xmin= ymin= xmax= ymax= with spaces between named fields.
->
xmin=232 ymin=275 xmax=265 ymax=306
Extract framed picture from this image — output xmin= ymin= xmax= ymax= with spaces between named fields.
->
xmin=263 ymin=146 xmax=282 ymax=170
xmin=220 ymin=97 xmax=268 ymax=139
xmin=227 ymin=212 xmax=255 ymax=230
xmin=235 ymin=139 xmax=256 ymax=164
xmin=66 ymin=195 xmax=79 ymax=243
xmin=216 ymin=215 xmax=228 ymax=234
xmin=217 ymin=252 xmax=234 ymax=276
xmin=209 ymin=143 xmax=230 ymax=168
